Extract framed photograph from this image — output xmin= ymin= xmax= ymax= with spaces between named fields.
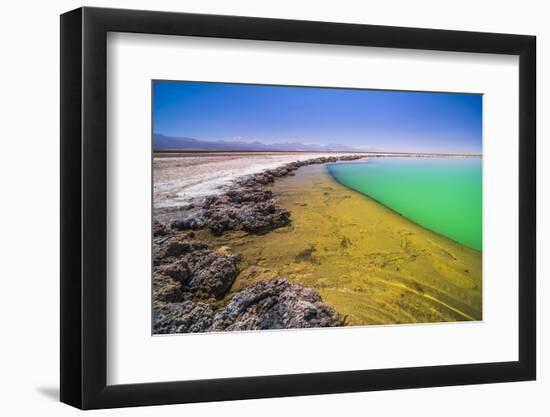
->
xmin=60 ymin=6 xmax=536 ymax=409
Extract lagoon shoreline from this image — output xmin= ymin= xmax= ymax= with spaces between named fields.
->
xmin=152 ymin=154 xmax=365 ymax=334
xmin=152 ymin=153 xmax=482 ymax=334
xmin=153 ymin=151 xmax=481 ymax=210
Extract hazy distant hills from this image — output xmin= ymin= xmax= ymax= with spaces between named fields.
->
xmin=154 ymin=134 xmax=362 ymax=152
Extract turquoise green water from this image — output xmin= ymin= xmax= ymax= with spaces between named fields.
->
xmin=327 ymin=157 xmax=482 ymax=251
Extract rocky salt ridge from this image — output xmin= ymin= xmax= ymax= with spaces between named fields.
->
xmin=153 ymin=155 xmax=364 ymax=333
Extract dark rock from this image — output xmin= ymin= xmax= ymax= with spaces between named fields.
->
xmin=156 ymin=259 xmax=191 ymax=285
xmin=266 ymin=167 xmax=290 ymax=177
xmin=237 ymin=201 xmax=290 ymax=234
xmin=225 ymin=188 xmax=272 ymax=203
xmin=236 ymin=177 xmax=260 ymax=188
xmin=154 ymin=233 xmax=239 ymax=299
xmin=204 ymin=210 xmax=235 ymax=235
xmin=153 ymin=273 xmax=183 ymax=303
xmin=153 ymin=220 xmax=168 ymax=237
xmin=203 ymin=199 xmax=290 ymax=235
xmin=211 ymin=279 xmax=341 ymax=331
xmin=153 ymin=275 xmax=342 ymax=334
xmin=202 ymin=194 xmax=233 ymax=208
xmin=153 ymin=299 xmax=215 ymax=334
xmin=231 ymin=155 xmax=364 ymax=190
xmin=171 ymin=216 xmax=205 ymax=231
xmin=185 ymin=250 xmax=239 ymax=298
xmin=154 ymin=235 xmax=208 ymax=263
xmin=252 ymin=172 xmax=274 ymax=184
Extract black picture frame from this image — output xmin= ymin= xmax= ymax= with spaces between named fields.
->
xmin=60 ymin=6 xmax=536 ymax=410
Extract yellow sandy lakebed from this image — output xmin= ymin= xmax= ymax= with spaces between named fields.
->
xmin=198 ymin=163 xmax=482 ymax=326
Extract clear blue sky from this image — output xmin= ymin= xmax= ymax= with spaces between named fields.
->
xmin=153 ymin=81 xmax=482 ymax=153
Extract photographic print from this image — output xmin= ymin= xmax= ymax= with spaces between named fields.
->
xmin=152 ymin=81 xmax=482 ymax=334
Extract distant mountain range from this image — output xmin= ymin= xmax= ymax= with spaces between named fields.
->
xmin=153 ymin=134 xmax=362 ymax=152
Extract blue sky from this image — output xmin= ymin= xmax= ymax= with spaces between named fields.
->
xmin=153 ymin=81 xmax=482 ymax=153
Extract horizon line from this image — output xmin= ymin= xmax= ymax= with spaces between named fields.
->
xmin=153 ymin=133 xmax=481 ymax=155
xmin=153 ymin=149 xmax=483 ymax=157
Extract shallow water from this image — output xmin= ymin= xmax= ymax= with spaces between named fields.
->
xmin=328 ymin=157 xmax=482 ymax=250
xmin=198 ymin=163 xmax=482 ymax=326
